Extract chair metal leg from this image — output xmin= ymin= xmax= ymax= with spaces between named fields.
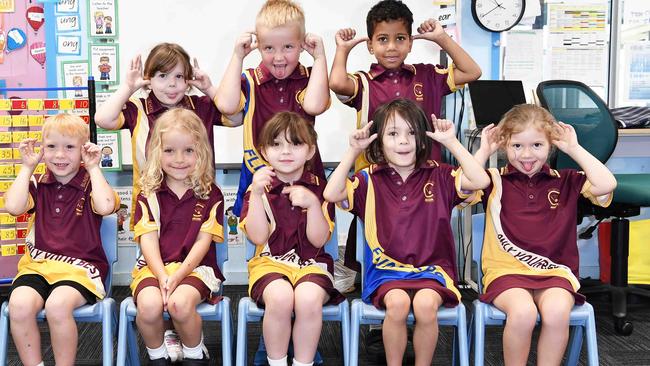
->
xmin=455 ymin=304 xmax=469 ymax=366
xmin=584 ymin=303 xmax=599 ymax=366
xmin=221 ymin=298 xmax=233 ymax=366
xmin=101 ymin=298 xmax=116 ymax=366
xmin=349 ymin=300 xmax=361 ymax=366
xmin=473 ymin=301 xmax=486 ymax=366
xmin=0 ymin=302 xmax=9 ymax=366
xmin=565 ymin=325 xmax=583 ymax=366
xmin=236 ymin=298 xmax=250 ymax=366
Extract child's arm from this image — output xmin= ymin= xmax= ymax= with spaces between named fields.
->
xmin=243 ymin=166 xmax=275 ymax=246
xmin=427 ymin=115 xmax=490 ymax=190
xmin=301 ymin=33 xmax=330 ymax=115
xmin=216 ymin=31 xmax=257 ymax=115
xmin=553 ymin=122 xmax=617 ymax=196
xmin=138 ymin=231 xmax=169 ymax=302
xmin=283 ymin=185 xmax=329 ymax=248
xmin=4 ymin=138 xmax=42 ymax=215
xmin=415 ymin=19 xmax=482 ymax=85
xmin=94 ymin=55 xmax=150 ymax=129
xmin=473 ymin=123 xmax=500 ymax=167
xmin=82 ymin=142 xmax=117 ymax=215
xmin=188 ymin=58 xmax=218 ymax=100
xmin=329 ymin=28 xmax=368 ymax=97
xmin=324 ymin=121 xmax=377 ymax=203
xmin=164 ymin=231 xmax=212 ymax=299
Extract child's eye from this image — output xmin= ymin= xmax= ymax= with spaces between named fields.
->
xmin=409 ymin=130 xmax=415 ymax=135
xmin=176 ymin=74 xmax=185 ymax=79
xmin=46 ymin=144 xmax=55 ymax=149
xmin=285 ymin=44 xmax=294 ymax=50
xmin=512 ymin=143 xmax=522 ymax=149
xmin=397 ymin=36 xmax=406 ymax=41
xmin=158 ymin=73 xmax=166 ymax=78
xmin=387 ymin=131 xmax=397 ymax=137
xmin=185 ymin=148 xmax=194 ymax=153
xmin=163 ymin=148 xmax=173 ymax=153
xmin=378 ymin=36 xmax=387 ymax=42
xmin=66 ymin=145 xmax=75 ymax=149
xmin=271 ymin=141 xmax=280 ymax=147
xmin=292 ymin=141 xmax=303 ymax=146
xmin=264 ymin=46 xmax=273 ymax=51
xmin=533 ymin=143 xmax=543 ymax=148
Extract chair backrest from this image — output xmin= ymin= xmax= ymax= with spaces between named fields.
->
xmin=355 ymin=219 xmax=367 ymax=288
xmin=100 ymin=215 xmax=118 ymax=297
xmin=471 ymin=213 xmax=486 ymax=294
xmin=536 ymin=80 xmax=618 ymax=169
xmin=217 ymin=221 xmax=229 ymax=270
xmin=244 ymin=223 xmax=339 ymax=261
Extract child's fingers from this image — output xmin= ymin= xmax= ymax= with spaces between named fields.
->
xmin=367 ymin=133 xmax=378 ymax=144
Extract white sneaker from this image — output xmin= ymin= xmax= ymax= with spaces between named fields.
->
xmin=164 ymin=329 xmax=184 ymax=362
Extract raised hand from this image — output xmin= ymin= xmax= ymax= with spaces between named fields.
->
xmin=478 ymin=123 xmax=500 ymax=156
xmin=425 ymin=114 xmax=456 ymax=144
xmin=18 ymin=138 xmax=43 ymax=169
xmin=413 ymin=19 xmax=446 ymax=43
xmin=282 ymin=184 xmax=319 ymax=209
xmin=188 ymin=58 xmax=212 ymax=92
xmin=303 ymin=33 xmax=325 ymax=59
xmin=251 ymin=166 xmax=275 ymax=195
xmin=81 ymin=142 xmax=101 ymax=169
xmin=125 ymin=54 xmax=150 ymax=91
xmin=234 ymin=30 xmax=257 ymax=58
xmin=335 ymin=28 xmax=369 ymax=51
xmin=552 ymin=121 xmax=579 ymax=153
xmin=349 ymin=120 xmax=378 ymax=152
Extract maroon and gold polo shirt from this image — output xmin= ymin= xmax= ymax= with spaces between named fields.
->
xmin=26 ymin=167 xmax=116 ymax=284
xmin=342 ymin=161 xmax=470 ymax=281
xmin=235 ymin=63 xmax=327 ymax=177
xmin=343 ymin=63 xmax=459 ymax=168
xmin=480 ymin=164 xmax=612 ymax=293
xmin=239 ymin=171 xmax=336 ymax=272
xmin=133 ymin=182 xmax=225 ymax=282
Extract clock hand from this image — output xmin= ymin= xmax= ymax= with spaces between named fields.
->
xmin=481 ymin=5 xmax=500 ymax=18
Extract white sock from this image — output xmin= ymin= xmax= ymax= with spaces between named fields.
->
xmin=267 ymin=355 xmax=288 ymax=366
xmin=293 ymin=358 xmax=314 ymax=366
xmin=34 ymin=363 xmax=45 ymax=366
xmin=146 ymin=342 xmax=168 ymax=360
xmin=182 ymin=340 xmax=207 ymax=359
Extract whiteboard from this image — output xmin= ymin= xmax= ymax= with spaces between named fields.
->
xmin=118 ymin=0 xmax=443 ymax=164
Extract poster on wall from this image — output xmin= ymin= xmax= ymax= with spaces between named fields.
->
xmin=223 ymin=187 xmax=244 ymax=247
xmin=89 ymin=43 xmax=119 ymax=85
xmin=114 ymin=187 xmax=135 ymax=246
xmin=88 ymin=0 xmax=118 ymax=38
xmin=97 ymin=130 xmax=121 ymax=171
xmin=56 ymin=0 xmax=79 ymax=14
xmin=627 ymin=42 xmax=650 ymax=101
xmin=56 ymin=14 xmax=81 ymax=32
xmin=0 ymin=0 xmax=14 ymax=13
xmin=61 ymin=61 xmax=88 ymax=98
xmin=57 ymin=35 xmax=81 ymax=55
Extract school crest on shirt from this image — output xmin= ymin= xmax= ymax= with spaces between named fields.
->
xmin=423 ymin=181 xmax=435 ymax=203
xmin=192 ymin=202 xmax=206 ymax=221
xmin=547 ymin=189 xmax=560 ymax=209
xmin=413 ymin=82 xmax=424 ymax=101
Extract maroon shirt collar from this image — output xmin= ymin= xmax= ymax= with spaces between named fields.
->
xmin=368 ymin=159 xmax=440 ymax=175
xmin=265 ymin=170 xmax=321 ymax=193
xmin=368 ymin=63 xmax=417 ymax=79
xmin=502 ymin=163 xmax=559 ymax=178
xmin=39 ymin=166 xmax=90 ymax=190
xmin=144 ymin=92 xmax=195 ymax=115
xmin=157 ymin=180 xmax=197 ymax=201
xmin=253 ymin=63 xmax=310 ymax=85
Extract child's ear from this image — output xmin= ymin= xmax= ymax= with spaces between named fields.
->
xmin=260 ymin=148 xmax=268 ymax=162
xmin=366 ymin=40 xmax=373 ymax=54
xmin=307 ymin=145 xmax=316 ymax=161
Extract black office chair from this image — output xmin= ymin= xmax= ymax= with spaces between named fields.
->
xmin=537 ymin=80 xmax=650 ymax=335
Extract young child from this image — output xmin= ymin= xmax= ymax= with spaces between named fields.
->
xmin=324 ymin=99 xmax=489 ymax=366
xmin=216 ymin=0 xmax=330 ymax=217
xmin=130 ymin=108 xmax=225 ymax=366
xmin=474 ymin=104 xmax=616 ymax=365
xmin=241 ymin=112 xmax=343 ymax=366
xmin=5 ymin=114 xmax=119 ymax=366
xmin=330 ymin=0 xmax=481 ymax=166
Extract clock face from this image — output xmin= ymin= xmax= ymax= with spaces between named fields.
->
xmin=472 ymin=0 xmax=525 ymax=32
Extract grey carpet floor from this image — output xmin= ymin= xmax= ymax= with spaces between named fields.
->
xmin=2 ymin=285 xmax=650 ymax=365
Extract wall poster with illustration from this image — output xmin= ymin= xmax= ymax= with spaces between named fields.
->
xmin=97 ymin=130 xmax=121 ymax=171
xmin=89 ymin=43 xmax=119 ymax=85
xmin=61 ymin=61 xmax=88 ymax=99
xmin=88 ymin=0 xmax=118 ymax=38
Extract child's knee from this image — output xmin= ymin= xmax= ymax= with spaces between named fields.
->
xmin=167 ymin=294 xmax=198 ymax=321
xmin=8 ymin=296 xmax=40 ymax=322
xmin=505 ymin=304 xmax=538 ymax=331
xmin=539 ymin=305 xmax=571 ymax=329
xmin=136 ymin=296 xmax=164 ymax=321
xmin=412 ymin=295 xmax=441 ymax=324
xmin=384 ymin=292 xmax=411 ymax=320
xmin=265 ymin=292 xmax=294 ymax=316
xmin=44 ymin=298 xmax=76 ymax=323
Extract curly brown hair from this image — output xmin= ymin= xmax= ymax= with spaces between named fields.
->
xmin=495 ymin=104 xmax=561 ymax=148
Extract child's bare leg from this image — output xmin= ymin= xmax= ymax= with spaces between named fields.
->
xmin=493 ymin=288 xmax=537 ymax=366
xmin=534 ymin=287 xmax=574 ymax=366
xmin=44 ymin=286 xmax=87 ymax=366
xmin=9 ymin=287 xmax=45 ymax=366
xmin=292 ymin=281 xmax=328 ymax=363
xmin=135 ymin=286 xmax=166 ymax=348
xmin=412 ymin=289 xmax=443 ymax=366
xmin=382 ymin=289 xmax=411 ymax=366
xmin=167 ymin=284 xmax=203 ymax=347
xmin=262 ymin=279 xmax=295 ymax=360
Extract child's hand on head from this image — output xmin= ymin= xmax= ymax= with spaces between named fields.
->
xmin=251 ymin=166 xmax=275 ymax=195
xmin=303 ymin=33 xmax=325 ymax=59
xmin=349 ymin=120 xmax=378 ymax=152
xmin=18 ymin=138 xmax=43 ymax=169
xmin=552 ymin=121 xmax=579 ymax=153
xmin=335 ymin=28 xmax=369 ymax=51
xmin=414 ymin=19 xmax=446 ymax=43
xmin=125 ymin=55 xmax=150 ymax=91
xmin=479 ymin=123 xmax=500 ymax=156
xmin=188 ymin=58 xmax=212 ymax=92
xmin=282 ymin=185 xmax=319 ymax=209
xmin=234 ymin=30 xmax=257 ymax=58
xmin=81 ymin=142 xmax=101 ymax=169
xmin=426 ymin=115 xmax=457 ymax=144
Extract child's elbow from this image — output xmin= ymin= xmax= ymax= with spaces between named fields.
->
xmin=4 ymin=203 xmax=25 ymax=217
xmin=216 ymin=100 xmax=239 ymax=116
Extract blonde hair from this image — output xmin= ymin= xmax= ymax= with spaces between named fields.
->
xmin=139 ymin=109 xmax=214 ymax=199
xmin=496 ymin=104 xmax=561 ymax=148
xmin=256 ymin=0 xmax=305 ymax=37
xmin=143 ymin=43 xmax=193 ymax=82
xmin=42 ymin=114 xmax=89 ymax=142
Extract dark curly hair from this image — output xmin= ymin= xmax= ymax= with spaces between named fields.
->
xmin=366 ymin=0 xmax=413 ymax=38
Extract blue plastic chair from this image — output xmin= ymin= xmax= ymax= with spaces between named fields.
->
xmin=115 ymin=231 xmax=233 ymax=366
xmin=0 ymin=215 xmax=119 ymax=366
xmin=349 ymin=220 xmax=469 ymax=366
xmin=235 ymin=224 xmax=350 ymax=366
xmin=470 ymin=213 xmax=599 ymax=366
